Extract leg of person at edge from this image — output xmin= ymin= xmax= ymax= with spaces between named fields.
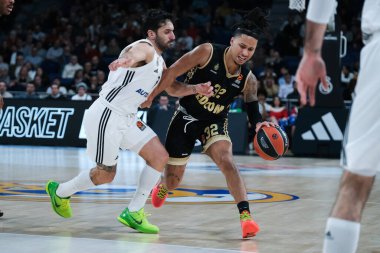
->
xmin=45 ymin=9 xmax=213 ymax=234
xmin=295 ymin=0 xmax=379 ymax=252
xmin=0 ymin=0 xmax=16 ymax=220
xmin=142 ymin=8 xmax=276 ymax=239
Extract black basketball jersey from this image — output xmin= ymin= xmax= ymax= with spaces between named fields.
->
xmin=179 ymin=43 xmax=251 ymax=120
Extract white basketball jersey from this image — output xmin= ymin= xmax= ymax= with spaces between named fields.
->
xmin=362 ymin=0 xmax=380 ymax=35
xmin=99 ymin=39 xmax=164 ymax=115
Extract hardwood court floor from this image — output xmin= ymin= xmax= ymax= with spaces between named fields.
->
xmin=0 ymin=145 xmax=379 ymax=253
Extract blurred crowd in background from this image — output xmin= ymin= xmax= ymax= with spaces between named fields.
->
xmin=0 ymin=0 xmax=364 ymax=144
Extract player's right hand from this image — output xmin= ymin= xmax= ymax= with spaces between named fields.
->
xmin=140 ymin=95 xmax=153 ymax=108
xmin=195 ymin=81 xmax=213 ymax=97
xmin=108 ymin=57 xmax=135 ymax=71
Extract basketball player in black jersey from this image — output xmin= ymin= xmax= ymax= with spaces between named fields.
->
xmin=143 ymin=8 xmax=275 ymax=238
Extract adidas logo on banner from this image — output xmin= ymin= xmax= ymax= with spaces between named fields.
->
xmin=301 ymin=112 xmax=343 ymax=141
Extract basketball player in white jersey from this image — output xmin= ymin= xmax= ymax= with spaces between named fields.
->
xmin=296 ymin=0 xmax=380 ymax=252
xmin=46 ymin=9 xmax=213 ymax=234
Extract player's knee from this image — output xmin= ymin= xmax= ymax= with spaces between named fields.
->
xmin=213 ymin=151 xmax=233 ymax=166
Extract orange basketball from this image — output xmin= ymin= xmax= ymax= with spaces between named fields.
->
xmin=253 ymin=125 xmax=289 ymax=160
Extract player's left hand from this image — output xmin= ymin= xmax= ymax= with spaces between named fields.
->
xmin=194 ymin=81 xmax=213 ymax=97
xmin=295 ymin=53 xmax=329 ymax=106
xmin=255 ymin=121 xmax=276 ymax=133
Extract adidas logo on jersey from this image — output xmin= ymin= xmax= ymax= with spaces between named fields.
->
xmin=136 ymin=88 xmax=149 ymax=97
xmin=301 ymin=112 xmax=343 ymax=141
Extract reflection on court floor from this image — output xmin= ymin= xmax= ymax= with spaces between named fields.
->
xmin=0 ymin=146 xmax=379 ymax=253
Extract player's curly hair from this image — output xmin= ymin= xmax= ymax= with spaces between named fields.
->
xmin=232 ymin=7 xmax=269 ymax=39
xmin=142 ymin=9 xmax=173 ymax=34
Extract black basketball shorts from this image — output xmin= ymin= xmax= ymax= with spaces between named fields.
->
xmin=165 ymin=110 xmax=231 ymax=165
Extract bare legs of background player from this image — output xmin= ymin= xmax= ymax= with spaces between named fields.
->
xmin=323 ymin=170 xmax=375 ymax=253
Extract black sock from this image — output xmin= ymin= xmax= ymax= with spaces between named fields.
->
xmin=237 ymin=201 xmax=250 ymax=214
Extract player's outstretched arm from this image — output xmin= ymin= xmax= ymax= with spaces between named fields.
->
xmin=141 ymin=43 xmax=213 ymax=108
xmin=296 ymin=0 xmax=335 ymax=106
xmin=295 ymin=20 xmax=329 ymax=106
xmin=108 ymin=42 xmax=154 ymax=71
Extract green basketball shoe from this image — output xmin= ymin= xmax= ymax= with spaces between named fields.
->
xmin=117 ymin=208 xmax=159 ymax=234
xmin=45 ymin=180 xmax=72 ymax=218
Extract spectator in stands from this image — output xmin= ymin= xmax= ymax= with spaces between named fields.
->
xmin=343 ymin=71 xmax=358 ymax=101
xmin=71 ymin=82 xmax=92 ymax=101
xmin=278 ymin=71 xmax=295 ymax=99
xmin=45 ymin=83 xmax=66 ymax=100
xmin=148 ymin=95 xmax=173 ymax=126
xmin=177 ymin=29 xmax=194 ymax=52
xmin=12 ymin=53 xmax=25 ymax=80
xmin=32 ymin=75 xmax=45 ymax=92
xmin=262 ymin=76 xmax=279 ymax=98
xmin=286 ymin=81 xmax=300 ymax=101
xmin=269 ymin=96 xmax=288 ymax=130
xmin=153 ymin=95 xmax=172 ymax=111
xmin=257 ymin=90 xmax=271 ymax=121
xmin=83 ymin=61 xmax=93 ymax=80
xmin=61 ymin=55 xmax=83 ymax=79
xmin=0 ymin=64 xmax=10 ymax=84
xmin=265 ymin=49 xmax=283 ymax=74
xmin=87 ymin=75 xmax=100 ymax=94
xmin=96 ymin=70 xmax=106 ymax=86
xmin=18 ymin=82 xmax=39 ymax=99
xmin=25 ymin=47 xmax=43 ymax=67
xmin=34 ymin=67 xmax=49 ymax=88
xmin=0 ymin=81 xmax=13 ymax=98
xmin=259 ymin=65 xmax=277 ymax=81
xmin=72 ymin=69 xmax=85 ymax=88
xmin=0 ymin=55 xmax=9 ymax=71
xmin=340 ymin=65 xmax=354 ymax=88
xmin=46 ymin=40 xmax=63 ymax=63
xmin=105 ymin=38 xmax=121 ymax=57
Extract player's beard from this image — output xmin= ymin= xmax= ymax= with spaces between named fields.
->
xmin=155 ymin=36 xmax=174 ymax=52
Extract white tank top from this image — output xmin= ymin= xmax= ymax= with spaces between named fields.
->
xmin=99 ymin=39 xmax=164 ymax=115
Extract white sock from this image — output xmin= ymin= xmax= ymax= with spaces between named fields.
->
xmin=128 ymin=165 xmax=161 ymax=212
xmin=56 ymin=170 xmax=95 ymax=198
xmin=323 ymin=217 xmax=361 ymax=253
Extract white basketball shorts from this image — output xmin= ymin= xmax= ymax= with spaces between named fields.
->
xmin=341 ymin=32 xmax=380 ymax=176
xmin=83 ymin=100 xmax=156 ymax=166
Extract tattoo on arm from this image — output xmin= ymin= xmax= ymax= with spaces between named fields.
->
xmin=243 ymin=72 xmax=258 ymax=103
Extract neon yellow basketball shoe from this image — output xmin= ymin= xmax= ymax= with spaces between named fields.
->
xmin=117 ymin=208 xmax=159 ymax=234
xmin=45 ymin=180 xmax=72 ymax=218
